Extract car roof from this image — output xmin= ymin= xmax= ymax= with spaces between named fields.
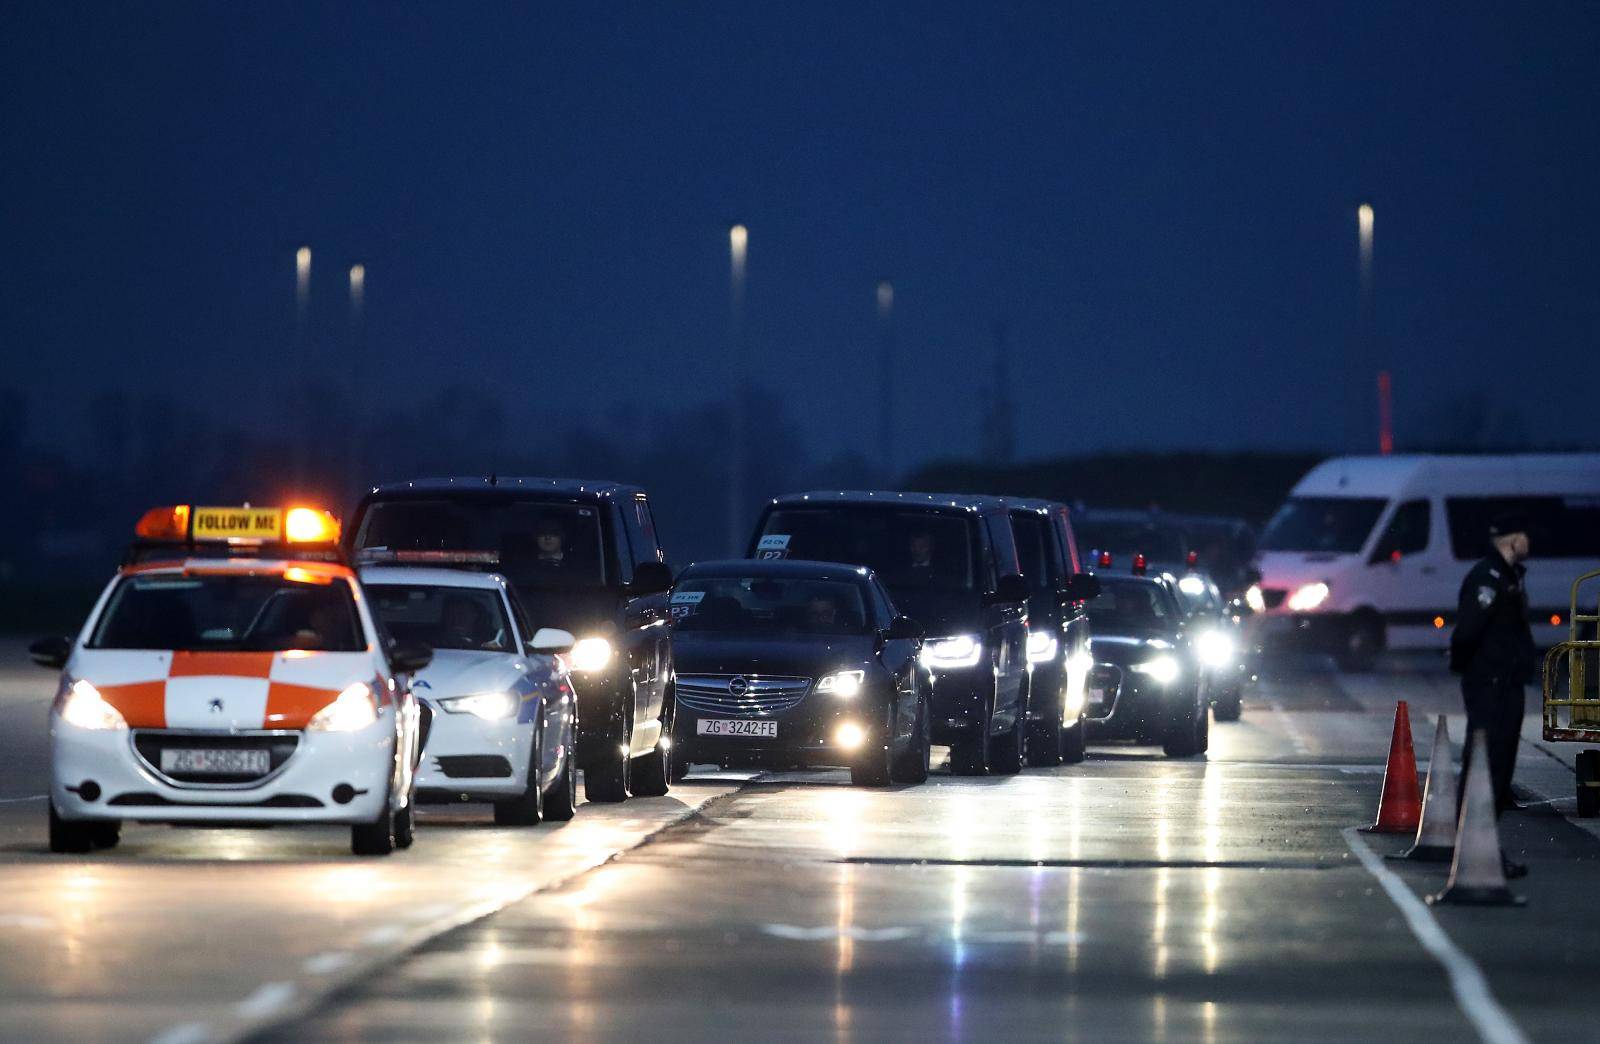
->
xmin=363 ymin=476 xmax=644 ymax=500
xmin=767 ymin=490 xmax=1005 ymax=513
xmin=680 ymin=558 xmax=875 ymax=583
xmin=357 ymin=566 xmax=511 ymax=590
xmin=1001 ymin=496 xmax=1064 ymax=514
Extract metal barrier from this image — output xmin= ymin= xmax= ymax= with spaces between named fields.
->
xmin=1540 ymin=569 xmax=1600 ymax=816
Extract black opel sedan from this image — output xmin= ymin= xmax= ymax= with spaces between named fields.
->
xmin=667 ymin=559 xmax=930 ymax=787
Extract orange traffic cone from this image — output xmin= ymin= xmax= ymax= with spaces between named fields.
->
xmin=1362 ymin=700 xmax=1420 ymax=834
xmin=1393 ymin=714 xmax=1456 ymax=862
xmin=1429 ymin=729 xmax=1524 ymax=906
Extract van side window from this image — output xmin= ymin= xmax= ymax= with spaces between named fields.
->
xmin=1371 ymin=500 xmax=1430 ymax=561
xmin=633 ymin=496 xmax=663 ymax=563
xmin=1010 ymin=512 xmax=1059 ymax=592
xmin=1447 ymin=495 xmax=1600 ymax=560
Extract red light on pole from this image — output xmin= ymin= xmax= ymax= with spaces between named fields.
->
xmin=1377 ymin=370 xmax=1394 ymax=456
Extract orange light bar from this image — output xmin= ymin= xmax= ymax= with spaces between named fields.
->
xmin=135 ymin=505 xmax=191 ymax=542
xmin=285 ymin=507 xmax=340 ymax=544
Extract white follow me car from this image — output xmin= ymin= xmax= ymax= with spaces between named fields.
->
xmin=360 ymin=567 xmax=579 ymax=826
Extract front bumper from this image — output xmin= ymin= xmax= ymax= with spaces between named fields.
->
xmin=415 ymin=709 xmax=535 ymax=801
xmin=1084 ymin=666 xmax=1193 ymax=743
xmin=925 ymin=664 xmax=991 ymax=743
xmin=52 ymin=721 xmax=394 ymax=825
xmin=674 ymin=692 xmax=885 ymax=770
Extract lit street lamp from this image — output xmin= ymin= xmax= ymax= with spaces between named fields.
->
xmin=727 ymin=224 xmax=748 ymax=553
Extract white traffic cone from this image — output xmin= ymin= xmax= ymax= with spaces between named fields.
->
xmin=1394 ymin=714 xmax=1457 ymax=862
xmin=1428 ymin=729 xmax=1524 ymax=907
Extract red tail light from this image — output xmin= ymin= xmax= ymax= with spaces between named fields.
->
xmin=1097 ymin=550 xmax=1113 ymax=568
xmin=1185 ymin=550 xmax=1199 ymax=569
xmin=1132 ymin=553 xmax=1147 ymax=576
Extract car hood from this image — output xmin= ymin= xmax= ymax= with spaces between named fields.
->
xmin=410 ymin=648 xmax=534 ymax=700
xmin=64 ymin=648 xmax=374 ymax=731
xmin=671 ymin=635 xmax=876 ymax=678
xmin=1086 ymin=633 xmax=1177 ymax=666
xmin=511 ymin=586 xmax=620 ymax=635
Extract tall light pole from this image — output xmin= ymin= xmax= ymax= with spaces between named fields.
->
xmin=727 ymin=224 xmax=749 ymax=553
xmin=295 ymin=246 xmax=312 ymax=325
xmin=293 ymin=246 xmax=312 ymax=492
xmin=877 ymin=279 xmax=894 ymax=482
xmin=1357 ymin=203 xmax=1376 ymax=453
xmin=348 ymin=263 xmax=365 ymax=326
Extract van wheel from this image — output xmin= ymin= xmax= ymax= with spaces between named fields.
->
xmin=989 ymin=709 xmax=1024 ymax=775
xmin=891 ymin=693 xmax=931 ymax=784
xmin=631 ymin=703 xmax=673 ymax=798
xmin=1060 ymin=715 xmax=1087 ymax=765
xmin=1026 ymin=698 xmax=1064 ymax=768
xmin=584 ymin=693 xmax=632 ymax=803
xmin=949 ymin=697 xmax=992 ymax=776
xmin=1337 ymin=613 xmax=1383 ymax=672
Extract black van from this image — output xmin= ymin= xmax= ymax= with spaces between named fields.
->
xmin=748 ymin=491 xmax=1029 ymax=775
xmin=1002 ymin=498 xmax=1099 ymax=766
xmin=349 ymin=477 xmax=675 ymax=802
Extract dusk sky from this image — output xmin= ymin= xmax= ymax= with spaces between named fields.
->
xmin=5 ymin=3 xmax=1599 ymax=471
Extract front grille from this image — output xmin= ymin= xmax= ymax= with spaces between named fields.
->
xmin=675 ymin=674 xmax=812 ymax=716
xmin=108 ymin=792 xmax=323 ymax=808
xmin=1086 ymin=664 xmax=1123 ymax=720
xmin=1262 ymin=587 xmax=1288 ymax=610
xmin=435 ymin=755 xmax=513 ymax=779
xmin=131 ymin=731 xmax=298 ymax=788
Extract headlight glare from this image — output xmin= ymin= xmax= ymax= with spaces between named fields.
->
xmin=1245 ymin=584 xmax=1266 ymax=613
xmin=569 ymin=637 xmax=614 ymax=673
xmin=815 ymin=670 xmax=864 ymax=697
xmin=1196 ymin=629 xmax=1236 ymax=669
xmin=440 ymin=691 xmax=521 ymax=720
xmin=1286 ymin=582 xmax=1330 ymax=612
xmin=1131 ymin=654 xmax=1181 ymax=686
xmin=307 ymin=682 xmax=379 ymax=732
xmin=1026 ymin=630 xmax=1060 ymax=664
xmin=921 ymin=634 xmax=982 ymax=669
xmin=58 ymin=679 xmax=128 ymax=731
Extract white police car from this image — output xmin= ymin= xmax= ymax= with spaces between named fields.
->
xmin=360 ymin=567 xmax=579 ymax=825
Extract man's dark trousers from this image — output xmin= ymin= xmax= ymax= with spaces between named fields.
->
xmin=1458 ymin=670 xmax=1524 ymax=815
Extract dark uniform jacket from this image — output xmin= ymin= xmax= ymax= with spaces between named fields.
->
xmin=1449 ymin=554 xmax=1536 ymax=680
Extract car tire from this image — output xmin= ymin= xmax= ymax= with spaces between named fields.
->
xmin=496 ymin=722 xmax=547 ymax=826
xmin=583 ymin=688 xmax=633 ymax=804
xmin=631 ymin=695 xmax=674 ymax=798
xmin=1026 ymin=688 xmax=1065 ymax=768
xmin=1059 ymin=715 xmax=1087 ymax=765
xmin=1162 ymin=697 xmax=1205 ymax=759
xmin=393 ymin=801 xmax=416 ymax=848
xmin=948 ymin=710 xmax=991 ymax=776
xmin=891 ymin=693 xmax=931 ymax=785
xmin=543 ymin=716 xmax=579 ymax=822
xmin=1214 ymin=690 xmax=1243 ymax=722
xmin=351 ymin=795 xmax=397 ymax=856
xmin=48 ymin=803 xmax=100 ymax=854
xmin=1337 ymin=612 xmax=1383 ymax=673
xmin=851 ymin=706 xmax=895 ymax=787
xmin=989 ymin=674 xmax=1025 ymax=776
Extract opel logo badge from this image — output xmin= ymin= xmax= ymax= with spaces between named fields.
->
xmin=728 ymin=676 xmax=749 ymax=698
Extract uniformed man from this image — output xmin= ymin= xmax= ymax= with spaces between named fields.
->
xmin=1449 ymin=512 xmax=1535 ymax=843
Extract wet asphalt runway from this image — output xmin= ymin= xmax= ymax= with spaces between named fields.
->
xmin=1 ymin=641 xmax=1597 ymax=1042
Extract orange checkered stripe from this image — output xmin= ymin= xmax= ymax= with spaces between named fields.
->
xmin=92 ymin=652 xmax=346 ymax=729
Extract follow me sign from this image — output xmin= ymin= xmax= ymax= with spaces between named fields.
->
xmin=192 ymin=507 xmax=283 ymax=541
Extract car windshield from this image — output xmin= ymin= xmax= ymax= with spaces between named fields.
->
xmin=89 ymin=574 xmax=364 ymax=652
xmin=1073 ymin=519 xmax=1186 ymax=563
xmin=355 ymin=498 xmax=607 ymax=589
xmin=1173 ymin=574 xmax=1221 ymax=616
xmin=366 ymin=584 xmax=515 ymax=652
xmin=1259 ymin=497 xmax=1387 ymax=554
xmin=671 ymin=576 xmax=871 ymax=637
xmin=760 ymin=508 xmax=976 ymax=593
xmin=1086 ymin=578 xmax=1174 ymax=632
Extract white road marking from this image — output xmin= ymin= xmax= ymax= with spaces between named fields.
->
xmin=1342 ymin=827 xmax=1529 ymax=1044
xmin=1270 ymin=699 xmax=1311 ymax=756
xmin=148 ymin=1021 xmax=211 ymax=1044
xmin=235 ymin=981 xmax=296 ymax=1020
xmin=302 ymin=951 xmax=354 ymax=975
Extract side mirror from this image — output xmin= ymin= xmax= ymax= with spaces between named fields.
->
xmin=985 ymin=573 xmax=1029 ymax=605
xmin=630 ymin=561 xmax=674 ymax=596
xmin=390 ymin=641 xmax=434 ymax=675
xmin=1064 ymin=572 xmax=1101 ymax=602
xmin=528 ymin=627 xmax=576 ymax=654
xmin=885 ymin=615 xmax=923 ymax=642
xmin=29 ymin=636 xmax=71 ymax=670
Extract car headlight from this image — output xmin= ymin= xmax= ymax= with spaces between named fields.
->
xmin=1130 ymin=654 xmax=1181 ymax=686
xmin=1177 ymin=575 xmax=1206 ymax=596
xmin=57 ymin=679 xmax=128 ymax=731
xmin=1286 ymin=582 xmax=1330 ymax=612
xmin=920 ymin=634 xmax=983 ymax=669
xmin=569 ymin=636 xmax=614 ymax=673
xmin=307 ymin=682 xmax=379 ymax=732
xmin=815 ymin=670 xmax=864 ymax=697
xmin=1196 ymin=629 xmax=1235 ymax=669
xmin=1245 ymin=584 xmax=1265 ymax=613
xmin=1026 ymin=630 xmax=1059 ymax=664
xmin=439 ymin=691 xmax=521 ymax=720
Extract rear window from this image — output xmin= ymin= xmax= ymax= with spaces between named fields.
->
xmin=91 ymin=574 xmax=364 ymax=652
xmin=1258 ymin=497 xmax=1387 ymax=554
xmin=759 ymin=507 xmax=977 ymax=593
xmin=355 ymin=499 xmax=607 ymax=589
xmin=1445 ymin=496 xmax=1600 ymax=560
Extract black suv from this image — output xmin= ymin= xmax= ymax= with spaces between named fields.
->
xmin=748 ymin=491 xmax=1030 ymax=776
xmin=349 ymin=478 xmax=675 ymax=802
xmin=1003 ymin=498 xmax=1099 ymax=766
